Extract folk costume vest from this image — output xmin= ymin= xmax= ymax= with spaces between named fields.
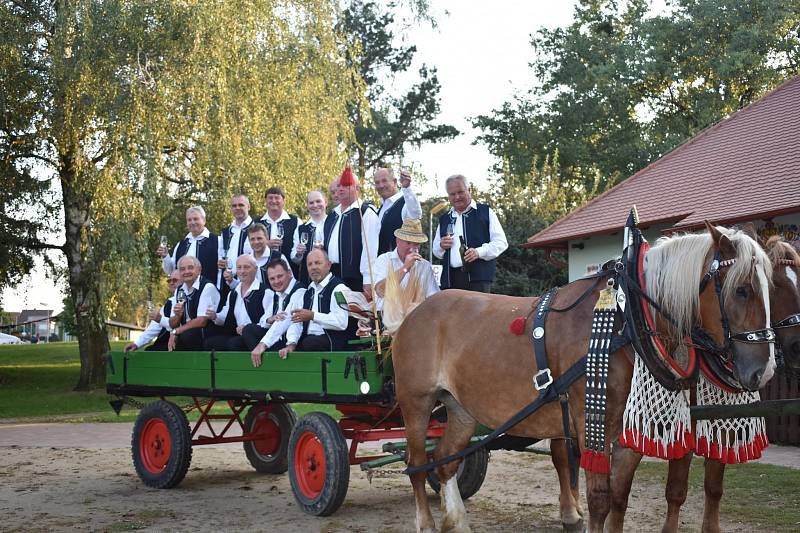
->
xmin=260 ymin=215 xmax=299 ymax=278
xmin=323 ymin=204 xmax=374 ymax=281
xmin=180 ymin=277 xmax=213 ymax=325
xmin=296 ymin=221 xmax=317 ymax=286
xmin=438 ymin=203 xmax=495 ymax=289
xmin=221 ymin=220 xmax=254 ymax=258
xmin=222 ymin=285 xmax=266 ymax=331
xmin=377 ymin=197 xmax=405 ymax=255
xmin=270 ymin=280 xmax=305 ymax=316
xmin=300 ymin=275 xmax=350 ymax=348
xmin=175 ymin=234 xmax=220 ymax=291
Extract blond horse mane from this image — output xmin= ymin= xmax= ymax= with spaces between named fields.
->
xmin=765 ymin=235 xmax=800 ymax=265
xmin=382 ymin=263 xmax=428 ymax=335
xmin=644 ymin=226 xmax=772 ymax=340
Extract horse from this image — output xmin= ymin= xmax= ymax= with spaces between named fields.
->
xmin=386 ymin=223 xmax=774 ymax=533
xmin=597 ymin=234 xmax=800 ymax=533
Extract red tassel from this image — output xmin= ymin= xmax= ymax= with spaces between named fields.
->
xmin=580 ymin=450 xmax=610 ymax=474
xmin=339 ymin=166 xmax=356 ymax=187
xmin=509 ymin=316 xmax=526 ymax=335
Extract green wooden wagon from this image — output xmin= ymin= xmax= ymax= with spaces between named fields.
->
xmin=106 ymin=343 xmax=489 ymax=516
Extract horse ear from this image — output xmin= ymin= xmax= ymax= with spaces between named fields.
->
xmin=705 ymin=220 xmax=736 ymax=256
xmin=705 ymin=220 xmax=723 ymax=243
xmin=740 ymin=221 xmax=759 ymax=243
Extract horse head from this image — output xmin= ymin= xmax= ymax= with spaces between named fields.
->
xmin=702 ymin=223 xmax=774 ymax=391
xmin=764 ymin=235 xmax=800 ymax=371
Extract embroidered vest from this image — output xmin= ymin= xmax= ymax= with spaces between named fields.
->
xmin=175 ymin=234 xmax=221 ymax=290
xmin=300 ymin=275 xmax=350 ymax=347
xmin=221 ymin=220 xmax=254 ymax=258
xmin=296 ymin=221 xmax=318 ymax=286
xmin=323 ymin=204 xmax=374 ymax=280
xmin=378 ymin=197 xmax=405 ymax=255
xmin=180 ymin=277 xmax=213 ymax=325
xmin=223 ymin=285 xmax=266 ymax=329
xmin=438 ymin=203 xmax=496 ymax=288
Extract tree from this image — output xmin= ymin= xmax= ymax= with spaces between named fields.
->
xmin=1 ymin=0 xmax=362 ymax=389
xmin=342 ymin=0 xmax=458 ymax=179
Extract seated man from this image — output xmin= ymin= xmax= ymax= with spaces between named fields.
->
xmin=167 ymin=255 xmax=220 ymax=351
xmin=251 ymin=249 xmax=351 ymax=365
xmin=373 ymin=218 xmax=440 ymax=310
xmin=204 ymin=255 xmax=267 ymax=351
xmin=242 ymin=258 xmax=305 ymax=352
xmin=124 ymin=272 xmax=182 ymax=352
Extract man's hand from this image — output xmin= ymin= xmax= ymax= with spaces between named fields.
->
xmin=217 ymin=258 xmax=227 ymax=269
xmin=167 ymin=332 xmax=178 ymax=352
xmin=278 ymin=343 xmax=296 ymax=360
xmin=440 ymin=235 xmax=454 ymax=250
xmin=251 ymin=343 xmax=266 ymax=367
xmin=291 ymin=309 xmax=314 ymax=323
xmin=223 ymin=270 xmax=234 ymax=283
xmin=173 ymin=301 xmax=184 ymax=317
xmin=363 ymin=284 xmax=373 ymax=302
xmin=402 ymin=252 xmax=422 ymax=272
xmin=205 ymin=308 xmax=217 ymax=321
xmin=124 ymin=342 xmax=138 ymax=353
xmin=147 ymin=309 xmax=162 ymax=322
xmin=399 ymin=170 xmax=412 ymax=188
xmin=268 ymin=238 xmax=283 ymax=250
xmin=464 ymin=248 xmax=480 ymax=263
xmin=157 ymin=244 xmax=168 ymax=258
xmin=235 ymin=325 xmax=244 ymax=335
xmin=267 ymin=312 xmax=286 ymax=325
xmin=295 ymin=243 xmax=306 ymax=256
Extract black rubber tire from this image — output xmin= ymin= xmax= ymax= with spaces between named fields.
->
xmin=426 ymin=446 xmax=489 ymax=500
xmin=243 ymin=403 xmax=297 ymax=474
xmin=288 ymin=412 xmax=350 ymax=516
xmin=131 ymin=400 xmax=192 ymax=489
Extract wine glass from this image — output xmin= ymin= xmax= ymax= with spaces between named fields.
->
xmin=313 ymin=237 xmax=323 ymax=249
xmin=446 ymin=222 xmax=455 ymax=238
xmin=176 ymin=288 xmax=187 ymax=304
xmin=275 ymin=225 xmax=284 ymax=241
xmin=160 ymin=235 xmax=168 ymax=248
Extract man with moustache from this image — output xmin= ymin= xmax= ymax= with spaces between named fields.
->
xmin=167 ymin=255 xmax=220 ymax=351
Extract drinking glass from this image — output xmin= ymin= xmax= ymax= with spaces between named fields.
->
xmin=160 ymin=235 xmax=169 ymax=248
xmin=313 ymin=238 xmax=323 ymax=249
xmin=176 ymin=289 xmax=187 ymax=304
xmin=275 ymin=225 xmax=284 ymax=240
xmin=299 ymin=233 xmax=309 ymax=245
xmin=446 ymin=222 xmax=455 ymax=237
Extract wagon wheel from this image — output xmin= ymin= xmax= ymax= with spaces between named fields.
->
xmin=131 ymin=400 xmax=192 ymax=489
xmin=288 ymin=412 xmax=350 ymax=516
xmin=243 ymin=403 xmax=296 ymax=474
xmin=426 ymin=446 xmax=489 ymax=500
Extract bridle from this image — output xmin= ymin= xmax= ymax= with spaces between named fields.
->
xmin=771 ymin=257 xmax=800 ymax=333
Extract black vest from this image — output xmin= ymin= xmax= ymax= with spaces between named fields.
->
xmin=223 ymin=285 xmax=266 ymax=329
xmin=323 ymin=204 xmax=374 ymax=280
xmin=300 ymin=275 xmax=351 ymax=347
xmin=155 ymin=298 xmax=174 ymax=337
xmin=260 ymin=215 xmax=299 ymax=277
xmin=178 ymin=277 xmax=214 ymax=325
xmin=174 ymin=234 xmax=220 ymax=290
xmin=270 ymin=280 xmax=305 ymax=316
xmin=438 ymin=203 xmax=496 ymax=288
xmin=296 ymin=221 xmax=319 ymax=286
xmin=221 ymin=220 xmax=254 ymax=258
xmin=378 ymin=197 xmax=405 ymax=255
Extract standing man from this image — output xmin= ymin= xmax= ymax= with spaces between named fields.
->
xmin=124 ymin=272 xmax=182 ymax=352
xmin=373 ymin=168 xmax=422 ymax=255
xmin=204 ymin=255 xmax=266 ymax=351
xmin=323 ymin=175 xmax=379 ymax=297
xmin=217 ymin=193 xmax=254 ymax=307
xmin=432 ymin=174 xmax=508 ymax=293
xmin=157 ymin=206 xmax=220 ymax=293
xmin=241 ymin=258 xmax=305 ymax=351
xmin=259 ymin=186 xmax=299 ymax=277
xmin=373 ymin=219 xmax=440 ymax=310
xmin=250 ymin=249 xmax=351 ymax=365
xmin=167 ymin=255 xmax=220 ymax=351
xmin=291 ymin=190 xmax=328 ymax=286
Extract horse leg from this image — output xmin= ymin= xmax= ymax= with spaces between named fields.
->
xmin=661 ymin=452 xmax=693 ymax=533
xmin=701 ymin=459 xmax=725 ymax=533
xmin=606 ymin=442 xmax=642 ymax=533
xmin=434 ymin=393 xmax=477 ymax=533
xmin=403 ymin=394 xmax=439 ymax=533
xmin=549 ymin=439 xmax=584 ymax=531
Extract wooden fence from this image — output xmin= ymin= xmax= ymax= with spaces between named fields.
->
xmin=760 ymin=373 xmax=800 ymax=444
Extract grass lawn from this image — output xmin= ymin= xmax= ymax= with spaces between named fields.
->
xmin=0 ymin=342 xmax=339 ymax=422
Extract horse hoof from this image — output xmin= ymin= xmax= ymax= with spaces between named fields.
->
xmin=562 ymin=518 xmax=585 ymax=533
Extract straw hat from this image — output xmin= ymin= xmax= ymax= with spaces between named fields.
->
xmin=394 ymin=218 xmax=428 ymax=243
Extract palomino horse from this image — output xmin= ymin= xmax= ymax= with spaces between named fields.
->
xmin=387 ymin=223 xmax=774 ymax=532
xmin=597 ymin=235 xmax=800 ymax=533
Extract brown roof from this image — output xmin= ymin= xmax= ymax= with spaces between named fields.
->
xmin=526 ymin=75 xmax=800 ymax=248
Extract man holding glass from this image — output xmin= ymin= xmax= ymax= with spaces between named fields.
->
xmin=258 ymin=186 xmax=300 ymax=277
xmin=373 ymin=168 xmax=422 ymax=255
xmin=167 ymin=255 xmax=220 ymax=351
xmin=157 ymin=206 xmax=220 ymax=294
xmin=432 ymin=175 xmax=508 ymax=293
xmin=124 ymin=272 xmax=182 ymax=352
xmin=291 ymin=190 xmax=328 ymax=286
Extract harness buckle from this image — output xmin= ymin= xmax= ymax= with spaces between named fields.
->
xmin=534 ymin=368 xmax=554 ymax=391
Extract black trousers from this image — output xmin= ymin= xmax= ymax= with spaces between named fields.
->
xmin=241 ymin=323 xmax=287 ymax=351
xmin=172 ymin=328 xmax=205 ymax=351
xmin=445 ymin=268 xmax=492 ymax=293
xmin=144 ymin=331 xmax=170 ymax=351
xmin=297 ymin=334 xmax=333 ymax=351
xmin=203 ymin=333 xmax=248 ymax=351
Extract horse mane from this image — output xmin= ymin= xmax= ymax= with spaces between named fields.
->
xmin=644 ymin=226 xmax=772 ymax=339
xmin=382 ymin=263 xmax=427 ymax=335
xmin=765 ymin=235 xmax=800 ymax=265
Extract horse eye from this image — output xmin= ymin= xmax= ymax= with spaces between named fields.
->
xmin=736 ymin=286 xmax=749 ymax=298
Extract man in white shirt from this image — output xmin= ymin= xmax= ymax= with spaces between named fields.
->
xmin=223 ymin=223 xmax=289 ymax=290
xmin=374 ymin=168 xmax=422 ymax=255
xmin=432 ymin=175 xmax=508 ymax=293
xmin=157 ymin=206 xmax=220 ymax=291
xmin=291 ymin=190 xmax=328 ymax=285
xmin=250 ymin=249 xmax=350 ymax=365
xmin=242 ymin=258 xmax=305 ymax=352
xmin=124 ymin=272 xmax=182 ymax=352
xmin=259 ymin=186 xmax=299 ymax=277
xmin=167 ymin=256 xmax=221 ymax=351
xmin=217 ymin=194 xmax=254 ymax=275
xmin=322 ymin=176 xmax=379 ymax=298
xmin=204 ymin=255 xmax=267 ymax=351
xmin=373 ymin=219 xmax=440 ymax=310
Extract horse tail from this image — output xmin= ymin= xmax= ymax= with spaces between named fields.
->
xmin=382 ymin=264 xmax=426 ymax=335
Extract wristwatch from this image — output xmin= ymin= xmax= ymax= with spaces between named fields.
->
xmin=170 ymin=328 xmax=179 ymax=336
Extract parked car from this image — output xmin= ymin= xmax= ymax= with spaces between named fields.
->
xmin=0 ymin=332 xmax=27 ymax=345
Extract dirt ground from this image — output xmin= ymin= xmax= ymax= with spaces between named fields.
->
xmin=0 ymin=428 xmax=766 ymax=533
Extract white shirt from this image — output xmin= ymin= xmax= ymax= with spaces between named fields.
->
xmin=259 ymin=210 xmax=292 ymax=240
xmin=258 ymin=278 xmax=302 ymax=327
xmin=378 ymin=185 xmax=422 ymax=222
xmin=170 ymin=277 xmax=220 ymax=321
xmin=214 ymin=279 xmax=262 ymax=327
xmin=258 ymin=283 xmax=307 ymax=348
xmin=327 ymin=200 xmax=379 ymax=284
xmin=162 ymin=228 xmax=211 ymax=274
xmin=135 ymin=296 xmax=177 ymax=347
xmin=291 ymin=215 xmax=327 ymax=262
xmin=284 ymin=273 xmax=349 ymax=344
xmin=226 ymin=251 xmax=290 ymax=289
xmin=373 ymin=250 xmax=440 ymax=310
xmin=218 ymin=216 xmax=254 ymax=262
xmin=432 ymin=201 xmax=508 ymax=268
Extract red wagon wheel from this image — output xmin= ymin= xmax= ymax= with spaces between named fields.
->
xmin=132 ymin=400 xmax=192 ymax=489
xmin=243 ymin=403 xmax=296 ymax=474
xmin=288 ymin=412 xmax=349 ymax=516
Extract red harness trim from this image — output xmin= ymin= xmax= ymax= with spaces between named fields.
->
xmin=698 ymin=356 xmax=738 ymax=393
xmin=637 ymin=241 xmax=697 ymax=378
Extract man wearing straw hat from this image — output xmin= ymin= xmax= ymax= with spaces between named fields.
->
xmin=373 ymin=218 xmax=440 ymax=310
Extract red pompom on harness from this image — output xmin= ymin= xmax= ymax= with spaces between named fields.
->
xmin=509 ymin=316 xmax=526 ymax=335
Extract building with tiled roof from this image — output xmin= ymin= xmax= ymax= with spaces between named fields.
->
xmin=525 ymin=75 xmax=800 ymax=281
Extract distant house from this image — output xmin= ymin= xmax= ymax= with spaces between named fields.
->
xmin=525 ymin=75 xmax=800 ymax=280
xmin=16 ymin=309 xmax=55 ymax=341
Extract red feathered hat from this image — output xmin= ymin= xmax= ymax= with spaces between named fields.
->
xmin=339 ymin=166 xmax=356 ymax=187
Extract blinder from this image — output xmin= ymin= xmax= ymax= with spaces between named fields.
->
xmin=773 ymin=313 xmax=800 ymax=330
